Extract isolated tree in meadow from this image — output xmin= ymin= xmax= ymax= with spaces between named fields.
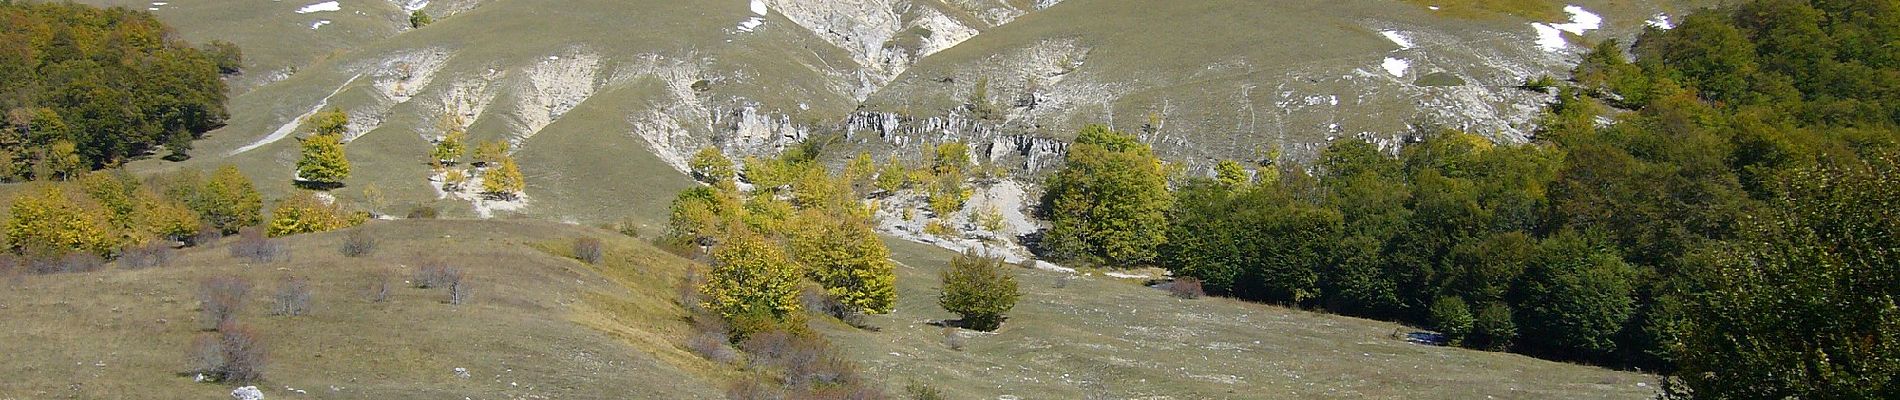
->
xmin=408 ymin=10 xmax=432 ymax=28
xmin=939 ymin=250 xmax=1019 ymax=331
xmin=296 ymin=111 xmax=351 ymax=188
xmin=432 ymin=126 xmax=467 ymax=165
xmin=472 ymin=139 xmax=510 ymax=167
xmin=1041 ymin=125 xmax=1173 ymax=266
xmin=481 ymin=156 xmax=526 ymax=199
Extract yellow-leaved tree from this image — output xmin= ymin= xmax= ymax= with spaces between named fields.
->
xmin=481 ymin=156 xmax=525 ymax=199
xmin=5 ymin=184 xmax=117 ymax=258
xmin=699 ymin=228 xmax=804 ymax=336
xmin=197 ymin=165 xmax=264 ymax=233
xmin=790 ymin=213 xmax=896 ymax=314
xmin=266 ymin=190 xmax=366 ymax=237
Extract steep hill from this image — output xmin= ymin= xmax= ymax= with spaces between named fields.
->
xmin=86 ymin=0 xmax=1701 ymax=224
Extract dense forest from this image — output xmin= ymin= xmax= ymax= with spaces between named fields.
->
xmin=0 ymin=1 xmax=235 ymax=179
xmin=1042 ymin=0 xmax=1897 ymax=396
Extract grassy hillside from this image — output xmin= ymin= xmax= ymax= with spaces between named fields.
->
xmin=0 ymin=220 xmax=725 ymax=399
xmin=0 ymin=218 xmax=1658 ymax=399
xmin=827 ymin=239 xmax=1658 ymax=399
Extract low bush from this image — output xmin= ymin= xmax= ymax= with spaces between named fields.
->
xmin=406 ymin=205 xmax=439 ymax=219
xmin=448 ymin=274 xmax=471 ymax=305
xmin=1167 ymin=277 xmax=1204 ymax=299
xmin=941 ymin=327 xmax=966 ymax=351
xmin=1430 ymin=296 xmax=1474 ymax=345
xmin=270 ymin=276 xmax=312 ymax=316
xmin=340 ymin=229 xmax=378 ymax=257
xmin=186 ymin=321 xmax=268 ymax=383
xmin=725 ymin=377 xmax=783 ymax=400
xmin=192 ymin=224 xmax=225 ymax=247
xmin=573 ymin=237 xmax=604 ymax=265
xmin=198 ymin=276 xmax=252 ymax=330
xmin=56 ymin=252 xmax=106 ymax=273
xmin=801 ymin=287 xmax=868 ymax=329
xmin=120 ymin=242 xmax=176 ymax=269
xmin=229 ymin=228 xmax=288 ymax=263
xmin=903 ymin=382 xmax=947 ymax=400
xmin=688 ymin=328 xmax=738 ymax=364
xmin=366 ymin=271 xmax=391 ymax=302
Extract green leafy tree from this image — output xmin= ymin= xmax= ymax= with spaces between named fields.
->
xmin=408 ymin=10 xmax=433 ymax=28
xmin=431 ymin=126 xmax=466 ymax=165
xmin=1042 ymin=125 xmax=1173 ymax=266
xmin=1430 ymin=296 xmax=1475 ymax=345
xmin=1468 ymin=303 xmax=1517 ymax=351
xmin=1214 ymin=160 xmax=1250 ymax=188
xmin=295 ymin=132 xmax=350 ymax=187
xmin=472 ymin=140 xmax=511 ymax=166
xmin=939 ymin=250 xmax=1019 ymax=331
xmin=192 ymin=165 xmax=262 ymax=234
xmin=875 ymin=159 xmax=907 ymax=193
xmin=1513 ymin=233 xmax=1637 ymax=361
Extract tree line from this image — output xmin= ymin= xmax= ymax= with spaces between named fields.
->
xmin=1 ymin=1 xmax=237 ymax=177
xmin=1034 ymin=1 xmax=1897 ymax=397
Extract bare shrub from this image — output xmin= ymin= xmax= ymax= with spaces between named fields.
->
xmin=612 ymin=216 xmax=641 ymax=238
xmin=786 ymin=352 xmax=860 ymax=390
xmin=688 ymin=329 xmax=738 ymax=364
xmin=941 ymin=327 xmax=966 ymax=351
xmin=366 ymin=270 xmax=392 ymax=302
xmin=339 ymin=229 xmax=378 ymax=257
xmin=197 ymin=276 xmax=252 ymax=330
xmin=678 ymin=269 xmax=708 ymax=314
xmin=725 ymin=377 xmax=784 ymax=400
xmin=229 ymin=228 xmax=287 ymax=264
xmin=573 ymin=237 xmax=604 ymax=265
xmin=801 ymin=385 xmax=889 ymax=400
xmin=270 ymin=276 xmax=313 ymax=316
xmin=411 ymin=259 xmax=459 ymax=288
xmin=1168 ymin=277 xmax=1205 ymax=299
xmin=191 ymin=224 xmax=224 ymax=247
xmin=1053 ymin=274 xmax=1074 ymax=289
xmin=184 ymin=334 xmax=226 ymax=379
xmin=57 ymin=252 xmax=105 ymax=273
xmin=447 ymin=272 xmax=471 ymax=305
xmin=216 ymin=321 xmax=267 ymax=383
xmin=120 ymin=242 xmax=176 ymax=269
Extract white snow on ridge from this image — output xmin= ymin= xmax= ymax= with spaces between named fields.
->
xmin=1382 ymin=57 xmax=1409 ymax=77
xmin=1379 ymin=30 xmax=1414 ymax=50
xmin=1529 ymin=5 xmax=1602 ymax=52
xmin=749 ymin=0 xmax=768 ymax=15
xmin=297 ymin=1 xmax=341 ymax=14
xmin=1647 ymin=13 xmax=1674 ymax=30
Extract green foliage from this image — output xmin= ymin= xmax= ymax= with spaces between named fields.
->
xmin=431 ymin=125 xmax=467 ymax=165
xmin=203 ymin=40 xmax=243 ymax=75
xmin=938 ymin=250 xmax=1018 ymax=331
xmin=700 ymin=229 xmax=804 ymax=326
xmin=1429 ymin=296 xmax=1474 ymax=345
xmin=304 ymin=109 xmax=350 ymax=137
xmin=1664 ymin=158 xmax=1900 ymax=399
xmin=296 ymin=125 xmax=350 ymax=187
xmin=1042 ymin=125 xmax=1173 ymax=266
xmin=0 ymin=2 xmax=230 ymax=170
xmin=741 ymin=155 xmax=797 ymax=192
xmin=472 ymin=140 xmax=511 ymax=166
xmin=266 ymin=191 xmax=365 ymax=237
xmin=966 ymin=77 xmax=1000 ymax=120
xmin=875 ymin=159 xmax=907 ymax=193
xmin=665 ymin=186 xmax=737 ymax=244
xmin=408 ymin=10 xmax=433 ymax=28
xmin=689 ymin=147 xmax=736 ymax=189
xmin=842 ymin=152 xmax=877 ymax=195
xmin=790 ymin=216 xmax=897 ymax=315
xmin=931 ymin=141 xmax=971 ymax=176
xmin=1214 ymin=160 xmax=1250 ymax=187
xmin=1468 ymin=303 xmax=1516 ymax=351
xmin=1513 ymin=233 xmax=1637 ymax=361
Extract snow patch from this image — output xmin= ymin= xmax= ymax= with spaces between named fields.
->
xmin=296 ymin=1 xmax=341 ymax=13
xmin=1379 ymin=30 xmax=1414 ymax=50
xmin=311 ymin=20 xmax=332 ymax=29
xmin=1381 ymin=57 xmax=1410 ymax=77
xmin=1646 ymin=13 xmax=1673 ymax=30
xmin=749 ymin=0 xmax=767 ymax=15
xmin=737 ymin=17 xmax=765 ymax=32
xmin=1528 ymin=5 xmax=1603 ymax=52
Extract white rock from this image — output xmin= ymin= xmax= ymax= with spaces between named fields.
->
xmin=453 ymin=367 xmax=470 ymax=379
xmin=231 ymin=386 xmax=264 ymax=400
